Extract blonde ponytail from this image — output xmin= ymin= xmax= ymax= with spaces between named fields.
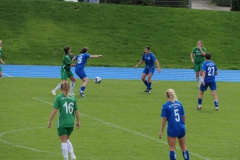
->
xmin=61 ymin=81 xmax=70 ymax=97
xmin=166 ymin=89 xmax=177 ymax=102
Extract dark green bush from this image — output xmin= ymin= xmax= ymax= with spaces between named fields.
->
xmin=231 ymin=0 xmax=240 ymax=11
xmin=214 ymin=0 xmax=231 ymax=6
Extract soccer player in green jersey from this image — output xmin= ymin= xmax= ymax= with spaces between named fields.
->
xmin=190 ymin=40 xmax=206 ymax=87
xmin=52 ymin=46 xmax=76 ymax=96
xmin=48 ymin=81 xmax=80 ymax=160
xmin=0 ymin=40 xmax=6 ymax=79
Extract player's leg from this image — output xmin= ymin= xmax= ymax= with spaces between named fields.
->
xmin=76 ymin=69 xmax=88 ymax=97
xmin=197 ymin=90 xmax=204 ymax=110
xmin=210 ymin=82 xmax=219 ymax=110
xmin=147 ymin=73 xmax=153 ymax=92
xmin=194 ymin=63 xmax=200 ymax=87
xmin=0 ymin=66 xmax=2 ymax=79
xmin=52 ymin=69 xmax=67 ymax=95
xmin=167 ymin=136 xmax=177 ymax=160
xmin=178 ymin=136 xmax=189 ymax=160
xmin=66 ymin=128 xmax=76 ymax=160
xmin=142 ymin=68 xmax=148 ymax=91
xmin=58 ymin=128 xmax=69 ymax=160
xmin=146 ymin=68 xmax=155 ymax=92
xmin=68 ymin=71 xmax=76 ymax=95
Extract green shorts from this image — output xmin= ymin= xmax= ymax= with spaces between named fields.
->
xmin=194 ymin=62 xmax=203 ymax=72
xmin=61 ymin=69 xmax=73 ymax=80
xmin=0 ymin=65 xmax=2 ymax=72
xmin=58 ymin=127 xmax=74 ymax=136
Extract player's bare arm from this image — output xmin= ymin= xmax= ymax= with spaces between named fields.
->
xmin=90 ymin=55 xmax=103 ymax=58
xmin=135 ymin=60 xmax=143 ymax=68
xmin=190 ymin=53 xmax=194 ymax=63
xmin=155 ymin=60 xmax=161 ymax=73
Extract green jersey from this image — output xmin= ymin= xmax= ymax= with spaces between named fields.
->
xmin=0 ymin=47 xmax=2 ymax=58
xmin=53 ymin=93 xmax=78 ymax=128
xmin=61 ymin=54 xmax=73 ymax=71
xmin=191 ymin=47 xmax=206 ymax=63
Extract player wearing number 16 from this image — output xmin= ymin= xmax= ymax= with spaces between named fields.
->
xmin=159 ymin=89 xmax=189 ymax=160
xmin=48 ymin=81 xmax=80 ymax=160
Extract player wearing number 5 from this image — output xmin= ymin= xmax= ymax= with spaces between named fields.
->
xmin=196 ymin=53 xmax=219 ymax=111
xmin=48 ymin=81 xmax=80 ymax=160
xmin=159 ymin=89 xmax=189 ymax=160
xmin=74 ymin=47 xmax=102 ymax=97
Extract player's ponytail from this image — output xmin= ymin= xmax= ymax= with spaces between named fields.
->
xmin=80 ymin=47 xmax=88 ymax=53
xmin=61 ymin=81 xmax=70 ymax=97
xmin=64 ymin=46 xmax=70 ymax=55
xmin=166 ymin=89 xmax=177 ymax=102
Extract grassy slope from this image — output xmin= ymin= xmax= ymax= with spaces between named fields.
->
xmin=0 ymin=0 xmax=240 ymax=69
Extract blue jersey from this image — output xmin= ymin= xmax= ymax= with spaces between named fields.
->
xmin=142 ymin=52 xmax=157 ymax=69
xmin=161 ymin=100 xmax=186 ymax=137
xmin=202 ymin=60 xmax=218 ymax=82
xmin=75 ymin=53 xmax=91 ymax=70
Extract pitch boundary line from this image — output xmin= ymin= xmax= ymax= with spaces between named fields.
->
xmin=33 ymin=97 xmax=211 ymax=160
xmin=0 ymin=127 xmax=99 ymax=160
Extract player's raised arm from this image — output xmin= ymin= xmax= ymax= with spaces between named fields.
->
xmin=90 ymin=55 xmax=103 ymax=58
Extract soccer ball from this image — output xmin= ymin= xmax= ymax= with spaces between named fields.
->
xmin=94 ymin=77 xmax=101 ymax=84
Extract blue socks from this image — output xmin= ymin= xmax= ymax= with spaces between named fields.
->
xmin=170 ymin=151 xmax=176 ymax=160
xmin=182 ymin=150 xmax=189 ymax=160
xmin=198 ymin=98 xmax=202 ymax=105
xmin=147 ymin=82 xmax=152 ymax=90
xmin=80 ymin=86 xmax=85 ymax=92
xmin=143 ymin=80 xmax=148 ymax=87
xmin=214 ymin=100 xmax=219 ymax=107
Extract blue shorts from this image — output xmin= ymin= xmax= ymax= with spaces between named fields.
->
xmin=143 ymin=68 xmax=155 ymax=75
xmin=168 ymin=130 xmax=186 ymax=139
xmin=200 ymin=81 xmax=217 ymax=91
xmin=75 ymin=68 xmax=87 ymax=79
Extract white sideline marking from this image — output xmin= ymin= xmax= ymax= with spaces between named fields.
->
xmin=0 ymin=127 xmax=57 ymax=154
xmin=33 ymin=97 xmax=211 ymax=160
xmin=0 ymin=126 xmax=98 ymax=160
xmin=2 ymin=72 xmax=12 ymax=77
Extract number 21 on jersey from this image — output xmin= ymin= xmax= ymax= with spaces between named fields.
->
xmin=207 ymin=67 xmax=215 ymax=76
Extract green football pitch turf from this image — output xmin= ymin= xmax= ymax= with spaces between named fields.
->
xmin=0 ymin=78 xmax=239 ymax=160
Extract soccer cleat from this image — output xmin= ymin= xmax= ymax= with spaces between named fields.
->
xmin=215 ymin=107 xmax=219 ymax=111
xmin=51 ymin=90 xmax=56 ymax=96
xmin=79 ymin=91 xmax=86 ymax=97
xmin=144 ymin=88 xmax=152 ymax=93
xmin=195 ymin=107 xmax=201 ymax=110
xmin=69 ymin=92 xmax=75 ymax=96
xmin=71 ymin=154 xmax=76 ymax=160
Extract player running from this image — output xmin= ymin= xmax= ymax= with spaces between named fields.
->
xmin=74 ymin=47 xmax=103 ymax=97
xmin=52 ymin=46 xmax=76 ymax=96
xmin=135 ymin=46 xmax=161 ymax=93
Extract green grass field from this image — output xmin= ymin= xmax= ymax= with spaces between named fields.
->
xmin=0 ymin=78 xmax=239 ymax=160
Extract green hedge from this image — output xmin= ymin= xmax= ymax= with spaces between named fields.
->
xmin=212 ymin=0 xmax=230 ymax=6
xmin=231 ymin=0 xmax=240 ymax=11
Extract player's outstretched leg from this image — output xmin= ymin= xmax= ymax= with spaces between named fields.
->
xmin=52 ymin=82 xmax=62 ymax=96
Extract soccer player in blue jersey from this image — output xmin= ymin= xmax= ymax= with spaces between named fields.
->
xmin=134 ymin=46 xmax=161 ymax=93
xmin=159 ymin=89 xmax=189 ymax=160
xmin=75 ymin=47 xmax=102 ymax=97
xmin=196 ymin=53 xmax=219 ymax=111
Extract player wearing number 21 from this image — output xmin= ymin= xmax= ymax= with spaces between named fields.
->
xmin=159 ymin=89 xmax=189 ymax=160
xmin=48 ymin=81 xmax=80 ymax=160
xmin=196 ymin=53 xmax=219 ymax=111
